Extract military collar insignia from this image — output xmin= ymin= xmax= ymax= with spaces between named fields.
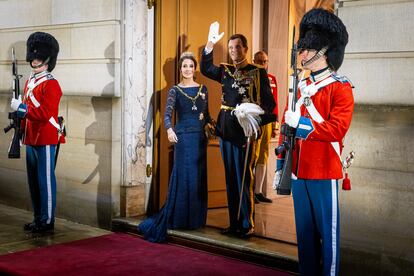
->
xmin=310 ymin=68 xmax=332 ymax=83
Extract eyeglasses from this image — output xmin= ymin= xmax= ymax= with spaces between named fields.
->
xmin=255 ymin=59 xmax=268 ymax=65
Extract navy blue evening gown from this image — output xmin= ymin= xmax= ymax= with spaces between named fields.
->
xmin=138 ymin=85 xmax=209 ymax=242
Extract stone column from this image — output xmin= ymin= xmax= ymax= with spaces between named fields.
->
xmin=121 ymin=0 xmax=149 ymax=217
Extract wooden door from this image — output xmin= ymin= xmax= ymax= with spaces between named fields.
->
xmin=153 ymin=0 xmax=253 ymax=210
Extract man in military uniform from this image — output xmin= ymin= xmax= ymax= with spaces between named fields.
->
xmin=275 ymin=9 xmax=354 ymax=275
xmin=252 ymin=50 xmax=279 ymax=203
xmin=201 ymin=22 xmax=275 ymax=238
xmin=10 ymin=32 xmax=63 ymax=234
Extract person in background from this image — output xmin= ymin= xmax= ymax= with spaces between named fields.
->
xmin=201 ymin=22 xmax=276 ymax=239
xmin=275 ymin=9 xmax=354 ymax=275
xmin=138 ymin=52 xmax=209 ymax=242
xmin=10 ymin=32 xmax=63 ymax=234
xmin=252 ymin=50 xmax=279 ymax=203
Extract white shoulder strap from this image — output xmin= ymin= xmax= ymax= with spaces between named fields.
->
xmin=298 ymin=76 xmax=341 ymax=160
xmin=26 ymin=74 xmax=54 ymax=108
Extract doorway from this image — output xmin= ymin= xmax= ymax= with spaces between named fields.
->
xmin=152 ymin=0 xmax=333 ymax=244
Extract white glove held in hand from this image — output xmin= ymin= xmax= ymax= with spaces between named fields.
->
xmin=10 ymin=95 xmax=22 ymax=111
xmin=167 ymin=128 xmax=178 ymax=143
xmin=284 ymin=108 xmax=301 ymax=128
xmin=272 ymin=170 xmax=282 ymax=190
xmin=208 ymin=21 xmax=224 ymax=45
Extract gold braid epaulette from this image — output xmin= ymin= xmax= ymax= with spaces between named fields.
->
xmin=245 ymin=64 xmax=261 ymax=105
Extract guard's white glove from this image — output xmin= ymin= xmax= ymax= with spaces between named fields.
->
xmin=167 ymin=128 xmax=178 ymax=143
xmin=208 ymin=21 xmax=224 ymax=44
xmin=272 ymin=170 xmax=282 ymax=190
xmin=284 ymin=107 xmax=301 ymax=128
xmin=10 ymin=95 xmax=22 ymax=111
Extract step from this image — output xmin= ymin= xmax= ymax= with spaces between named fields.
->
xmin=112 ymin=217 xmax=298 ymax=274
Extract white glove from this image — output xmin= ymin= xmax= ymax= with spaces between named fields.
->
xmin=208 ymin=21 xmax=224 ymax=45
xmin=284 ymin=108 xmax=300 ymax=128
xmin=167 ymin=128 xmax=178 ymax=143
xmin=10 ymin=95 xmax=22 ymax=111
xmin=272 ymin=170 xmax=282 ymax=190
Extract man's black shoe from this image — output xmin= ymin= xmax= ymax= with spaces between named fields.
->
xmin=254 ymin=195 xmax=260 ymax=204
xmin=31 ymin=223 xmax=54 ymax=234
xmin=23 ymin=222 xmax=36 ymax=232
xmin=239 ymin=228 xmax=254 ymax=239
xmin=220 ymin=227 xmax=238 ymax=236
xmin=255 ymin=193 xmax=273 ymax=203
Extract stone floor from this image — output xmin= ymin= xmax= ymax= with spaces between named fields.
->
xmin=0 ymin=203 xmax=109 ymax=255
xmin=0 ymin=203 xmax=299 ymax=274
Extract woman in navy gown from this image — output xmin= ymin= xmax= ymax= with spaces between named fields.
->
xmin=138 ymin=52 xmax=209 ymax=242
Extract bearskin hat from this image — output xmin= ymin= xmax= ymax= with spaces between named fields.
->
xmin=26 ymin=32 xmax=59 ymax=72
xmin=297 ymin=8 xmax=348 ymax=71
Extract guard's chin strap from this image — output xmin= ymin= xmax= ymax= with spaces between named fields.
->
xmin=302 ymin=46 xmax=328 ymax=67
xmin=30 ymin=56 xmax=50 ymax=69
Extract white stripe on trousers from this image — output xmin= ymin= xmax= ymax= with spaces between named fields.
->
xmin=330 ymin=179 xmax=338 ymax=275
xmin=46 ymin=146 xmax=52 ymax=224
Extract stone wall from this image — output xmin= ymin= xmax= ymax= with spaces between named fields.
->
xmin=338 ymin=1 xmax=414 ymax=274
xmin=0 ymin=0 xmax=147 ymax=229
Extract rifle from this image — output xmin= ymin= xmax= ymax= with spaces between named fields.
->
xmin=274 ymin=27 xmax=300 ymax=195
xmin=4 ymin=48 xmax=22 ymax=159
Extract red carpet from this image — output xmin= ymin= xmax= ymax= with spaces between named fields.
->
xmin=0 ymin=233 xmax=289 ymax=276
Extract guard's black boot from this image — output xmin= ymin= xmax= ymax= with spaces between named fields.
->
xmin=31 ymin=223 xmax=54 ymax=234
xmin=23 ymin=222 xmax=37 ymax=232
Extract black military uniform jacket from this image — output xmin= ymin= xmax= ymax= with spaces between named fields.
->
xmin=201 ymin=50 xmax=276 ymax=146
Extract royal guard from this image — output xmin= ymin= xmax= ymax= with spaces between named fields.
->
xmin=10 ymin=32 xmax=63 ymax=234
xmin=274 ymin=9 xmax=354 ymax=275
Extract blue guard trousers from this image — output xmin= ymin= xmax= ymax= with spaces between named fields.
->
xmin=292 ymin=179 xmax=340 ymax=276
xmin=26 ymin=145 xmax=57 ymax=225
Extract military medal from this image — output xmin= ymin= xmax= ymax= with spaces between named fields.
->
xmin=238 ymin=86 xmax=246 ymax=95
xmin=304 ymin=97 xmax=312 ymax=107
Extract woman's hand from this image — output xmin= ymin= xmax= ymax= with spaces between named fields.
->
xmin=167 ymin=128 xmax=178 ymax=143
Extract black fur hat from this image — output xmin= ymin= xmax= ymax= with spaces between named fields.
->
xmin=297 ymin=8 xmax=348 ymax=71
xmin=26 ymin=32 xmax=59 ymax=72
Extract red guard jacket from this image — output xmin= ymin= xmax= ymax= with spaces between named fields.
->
xmin=21 ymin=72 xmax=62 ymax=146
xmin=279 ymin=72 xmax=354 ymax=179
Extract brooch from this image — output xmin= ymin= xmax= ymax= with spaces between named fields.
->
xmin=304 ymin=97 xmax=312 ymax=107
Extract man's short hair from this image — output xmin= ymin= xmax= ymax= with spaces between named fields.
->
xmin=254 ymin=51 xmax=267 ymax=61
xmin=228 ymin=34 xmax=248 ymax=48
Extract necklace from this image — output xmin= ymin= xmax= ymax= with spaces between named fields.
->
xmin=224 ymin=65 xmax=247 ymax=95
xmin=175 ymin=85 xmax=203 ymax=111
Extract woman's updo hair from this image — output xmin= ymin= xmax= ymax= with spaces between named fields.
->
xmin=178 ymin=51 xmax=197 ymax=70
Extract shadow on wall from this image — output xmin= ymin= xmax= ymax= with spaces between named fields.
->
xmin=103 ymin=41 xmax=115 ymax=96
xmin=82 ymin=97 xmax=112 ymax=229
xmin=81 ymin=42 xmax=115 ymax=229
